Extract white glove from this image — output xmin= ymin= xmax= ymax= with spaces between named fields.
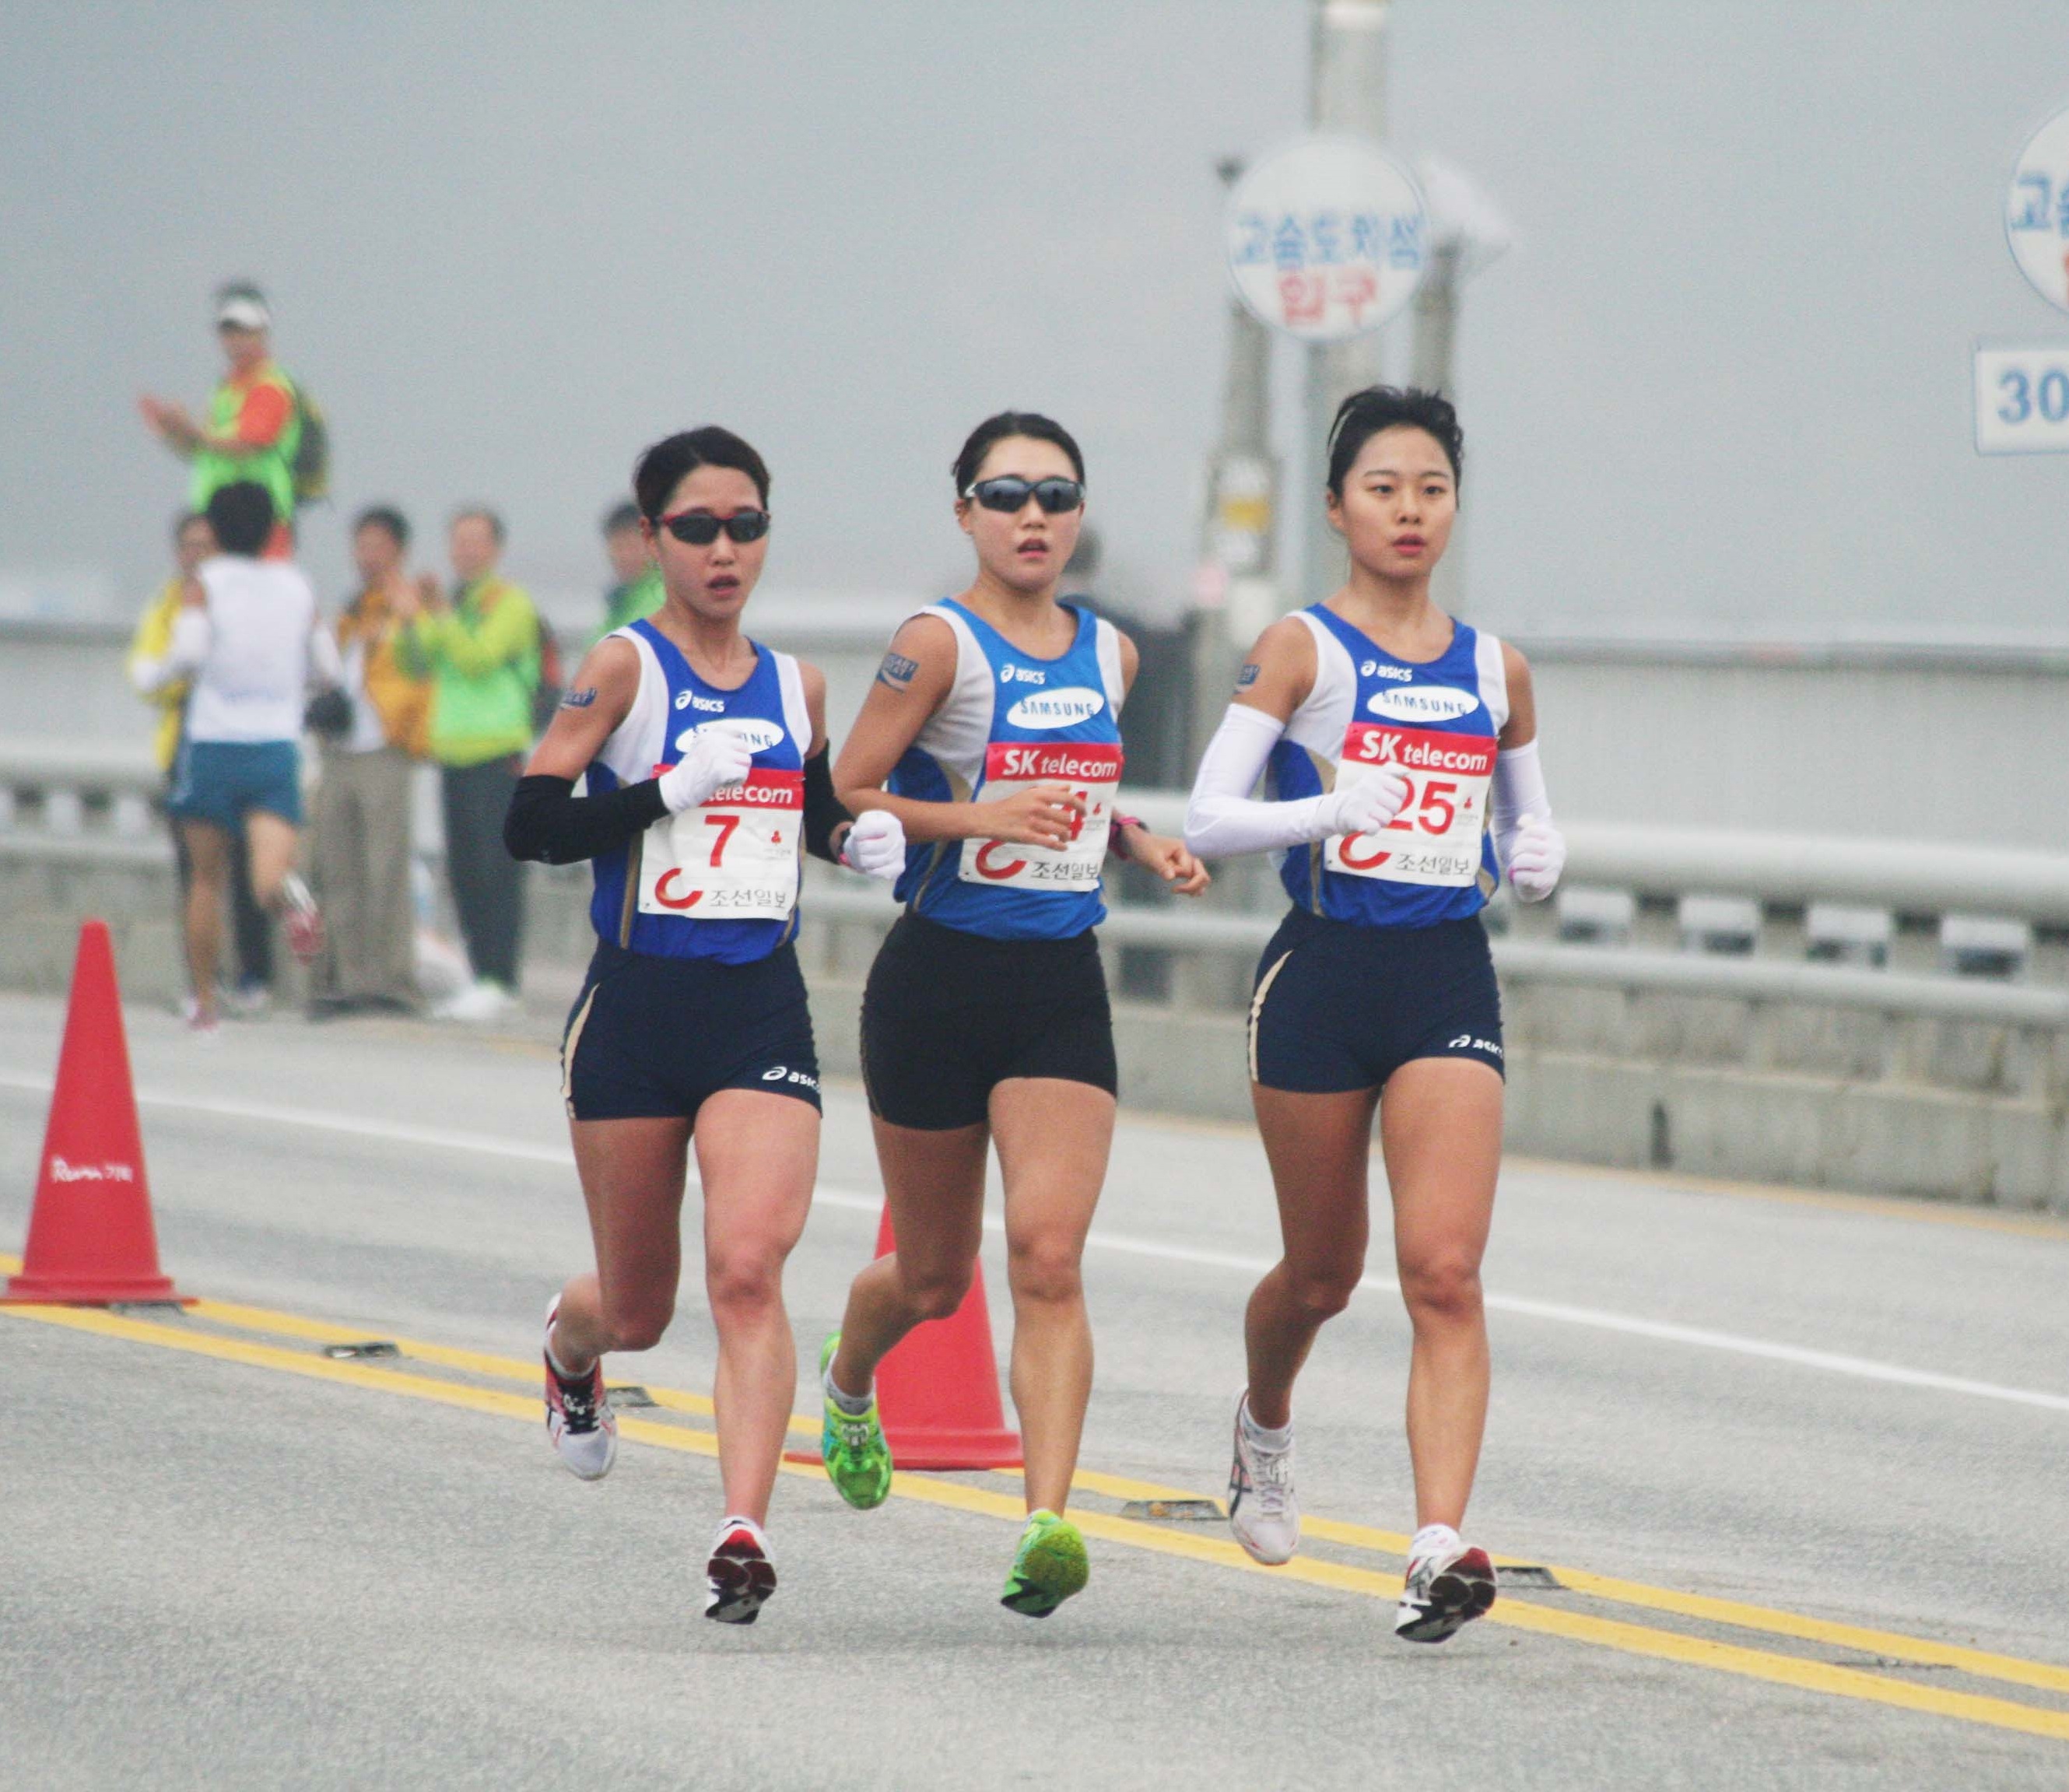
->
xmin=656 ymin=722 xmax=756 ymax=814
xmin=840 ymin=808 xmax=906 ymax=882
xmin=1313 ymin=769 xmax=1411 ymax=841
xmin=1506 ymin=812 xmax=1566 ymax=903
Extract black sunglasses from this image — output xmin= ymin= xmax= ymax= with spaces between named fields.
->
xmin=963 ymin=477 xmax=1085 ymax=515
xmin=657 ymin=507 xmax=771 ymax=546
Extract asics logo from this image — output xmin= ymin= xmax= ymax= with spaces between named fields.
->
xmin=998 ymin=664 xmax=1047 ymax=685
xmin=1359 ymin=659 xmax=1414 ymax=682
xmin=759 ymin=1065 xmax=820 ymax=1088
xmin=1447 ymin=1034 xmax=1503 ymax=1057
xmin=675 ymin=691 xmax=726 ymax=712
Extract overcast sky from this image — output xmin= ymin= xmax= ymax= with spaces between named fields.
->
xmin=3 ymin=2 xmax=2065 ymax=640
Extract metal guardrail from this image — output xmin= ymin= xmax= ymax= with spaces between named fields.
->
xmin=801 ymin=886 xmax=2069 ymax=1029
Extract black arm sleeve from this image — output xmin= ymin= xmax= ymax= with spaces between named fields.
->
xmin=802 ymin=746 xmax=853 ymax=866
xmin=503 ymin=773 xmax=669 ymax=866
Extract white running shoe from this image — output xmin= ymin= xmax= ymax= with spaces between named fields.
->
xmin=435 ymin=978 xmax=515 ymax=1024
xmin=280 ymin=874 xmax=324 ymax=966
xmin=1227 ymin=1391 xmax=1300 ymax=1566
xmin=542 ymin=1299 xmax=616 ymax=1481
xmin=704 ymin=1514 xmax=777 ymax=1625
xmin=1395 ymin=1524 xmax=1497 ymax=1643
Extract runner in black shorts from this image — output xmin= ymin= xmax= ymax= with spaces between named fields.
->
xmin=815 ymin=412 xmax=1207 ymax=1618
xmin=503 ymin=426 xmax=905 ymax=1625
xmin=1184 ymin=388 xmax=1567 ymax=1643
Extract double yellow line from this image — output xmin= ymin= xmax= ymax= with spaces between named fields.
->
xmin=7 ymin=1278 xmax=2068 ymax=1747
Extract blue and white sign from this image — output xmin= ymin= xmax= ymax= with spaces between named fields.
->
xmin=1974 ymin=343 xmax=2069 ymax=454
xmin=2006 ymin=103 xmax=2069 ymax=314
xmin=1225 ymin=136 xmax=1426 ymax=342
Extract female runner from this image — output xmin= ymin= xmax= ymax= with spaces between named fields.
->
xmin=817 ymin=412 xmax=1208 ymax=1618
xmin=1183 ymin=387 xmax=1566 ymax=1643
xmin=503 ymin=426 xmax=905 ymax=1625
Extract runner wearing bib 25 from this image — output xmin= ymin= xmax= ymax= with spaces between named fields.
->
xmin=819 ymin=412 xmax=1208 ymax=1618
xmin=503 ymin=427 xmax=906 ymax=1628
xmin=1184 ymin=388 xmax=1566 ymax=1644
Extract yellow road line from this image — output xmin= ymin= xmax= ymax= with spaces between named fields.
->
xmin=6 ymin=1299 xmax=2069 ymax=1745
xmin=60 ymin=1280 xmax=2069 ymax=1704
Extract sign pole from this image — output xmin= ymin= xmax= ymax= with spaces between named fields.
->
xmin=1303 ymin=0 xmax=1392 ymax=606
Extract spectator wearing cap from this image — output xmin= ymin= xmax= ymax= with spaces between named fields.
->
xmin=127 ymin=510 xmax=277 ymax=1015
xmin=306 ymin=506 xmax=433 ymax=1017
xmin=139 ymin=283 xmax=303 ymax=556
xmin=593 ymin=499 xmax=663 ymax=646
xmin=394 ymin=507 xmax=541 ymax=1022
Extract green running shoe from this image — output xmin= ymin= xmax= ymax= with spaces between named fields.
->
xmin=1000 ymin=1510 xmax=1089 ymax=1618
xmin=819 ymin=1333 xmax=892 ymax=1510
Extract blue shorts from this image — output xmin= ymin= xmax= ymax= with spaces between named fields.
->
xmin=1248 ymin=907 xmax=1505 ymax=1094
xmin=167 ymin=739 xmax=303 ymax=829
xmin=560 ymin=938 xmax=821 ymax=1124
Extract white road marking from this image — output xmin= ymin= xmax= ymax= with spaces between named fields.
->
xmin=2 ymin=1068 xmax=2064 ymax=1416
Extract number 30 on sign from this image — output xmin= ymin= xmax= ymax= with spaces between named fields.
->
xmin=1974 ymin=344 xmax=2069 ymax=454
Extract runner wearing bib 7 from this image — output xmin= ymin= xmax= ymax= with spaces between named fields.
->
xmin=503 ymin=427 xmax=906 ymax=1629
xmin=819 ymin=412 xmax=1208 ymax=1619
xmin=1184 ymin=388 xmax=1567 ymax=1644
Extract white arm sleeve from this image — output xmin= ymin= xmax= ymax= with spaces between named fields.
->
xmin=1490 ymin=738 xmax=1550 ymax=868
xmin=1184 ymin=703 xmax=1334 ymax=859
xmin=165 ymin=607 xmax=212 ymax=675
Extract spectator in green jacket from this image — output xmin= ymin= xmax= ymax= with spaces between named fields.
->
xmin=594 ymin=499 xmax=663 ymax=645
xmin=396 ymin=507 xmax=539 ymax=1022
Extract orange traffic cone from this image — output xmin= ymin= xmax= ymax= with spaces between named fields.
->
xmin=792 ymin=1207 xmax=1022 ymax=1471
xmin=3 ymin=921 xmax=188 ymax=1306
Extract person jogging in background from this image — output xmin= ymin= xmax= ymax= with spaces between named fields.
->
xmin=1184 ymin=387 xmax=1567 ymax=1644
xmin=395 ymin=507 xmax=540 ymax=1023
xmin=163 ymin=481 xmax=340 ymax=1036
xmin=129 ymin=511 xmax=278 ymax=1016
xmin=139 ymin=283 xmax=304 ymax=558
xmin=504 ymin=426 xmax=906 ymax=1625
xmin=819 ymin=411 xmax=1207 ymax=1620
xmin=307 ymin=506 xmax=432 ymax=1017
xmin=594 ymin=500 xmax=663 ymax=644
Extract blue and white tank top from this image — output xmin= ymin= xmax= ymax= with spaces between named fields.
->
xmin=1267 ymin=605 xmax=1508 ymax=930
xmin=586 ymin=619 xmax=811 ymax=964
xmin=888 ymin=598 xmax=1127 ymax=941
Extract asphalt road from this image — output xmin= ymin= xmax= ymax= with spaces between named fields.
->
xmin=2 ymin=991 xmax=2065 ymax=1790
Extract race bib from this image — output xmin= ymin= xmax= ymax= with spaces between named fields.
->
xmin=1324 ymin=722 xmax=1495 ymax=888
xmin=637 ymin=766 xmax=803 ymax=921
xmin=959 ymin=741 xmax=1124 ymax=892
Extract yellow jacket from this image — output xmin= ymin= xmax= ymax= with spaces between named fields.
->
xmin=127 ymin=579 xmax=189 ymax=773
xmin=337 ymin=583 xmax=433 ymax=757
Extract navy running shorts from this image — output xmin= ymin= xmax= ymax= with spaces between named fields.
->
xmin=860 ymin=912 xmax=1117 ymax=1131
xmin=167 ymin=738 xmax=304 ymax=829
xmin=561 ymin=937 xmax=821 ymax=1123
xmin=1247 ymin=907 xmax=1505 ymax=1094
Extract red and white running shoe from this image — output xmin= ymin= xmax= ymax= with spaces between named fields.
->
xmin=280 ymin=873 xmax=324 ymax=965
xmin=1395 ymin=1525 xmax=1497 ymax=1643
xmin=542 ymin=1299 xmax=616 ymax=1481
xmin=704 ymin=1514 xmax=777 ymax=1625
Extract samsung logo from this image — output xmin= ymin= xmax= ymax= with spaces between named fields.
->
xmin=1005 ymin=687 xmax=1106 ymax=729
xmin=674 ymin=717 xmax=786 ymax=755
xmin=1366 ymin=686 xmax=1478 ymax=723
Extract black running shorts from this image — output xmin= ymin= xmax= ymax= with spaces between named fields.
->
xmin=860 ymin=912 xmax=1118 ymax=1131
xmin=1248 ymin=907 xmax=1505 ymax=1094
xmin=561 ymin=938 xmax=822 ymax=1123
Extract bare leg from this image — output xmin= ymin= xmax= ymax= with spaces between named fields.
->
xmin=830 ymin=1118 xmax=988 ymax=1396
xmin=988 ymin=1077 xmax=1113 ymax=1516
xmin=691 ymin=1090 xmax=818 ymax=1525
xmin=1242 ymin=1084 xmax=1379 ymax=1430
xmin=1380 ymin=1058 xmax=1503 ymax=1531
xmin=180 ymin=820 xmax=232 ymax=1022
xmin=551 ymin=1116 xmax=691 ymax=1370
xmin=241 ymin=809 xmax=299 ymax=911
